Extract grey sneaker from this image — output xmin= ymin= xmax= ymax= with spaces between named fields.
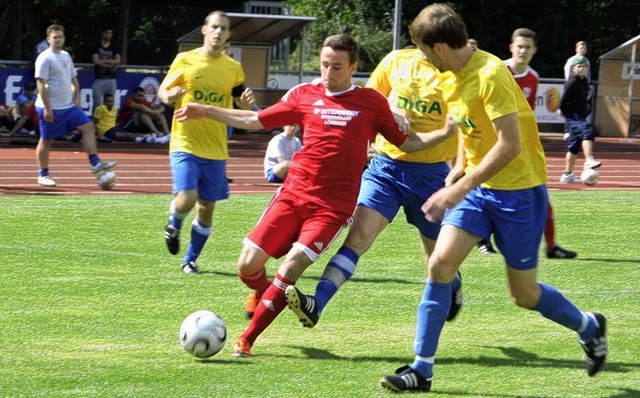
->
xmin=285 ymin=285 xmax=319 ymax=328
xmin=583 ymin=157 xmax=602 ymax=170
xmin=181 ymin=261 xmax=202 ymax=274
xmin=37 ymin=175 xmax=56 ymax=187
xmin=91 ymin=160 xmax=117 ymax=174
xmin=560 ymin=172 xmax=581 ymax=184
xmin=581 ymin=312 xmax=608 ymax=377
xmin=380 ymin=365 xmax=432 ymax=392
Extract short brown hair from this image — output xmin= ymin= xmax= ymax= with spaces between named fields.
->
xmin=204 ymin=10 xmax=229 ymax=26
xmin=512 ymin=28 xmax=537 ymax=45
xmin=322 ymin=34 xmax=359 ymax=64
xmin=46 ymin=24 xmax=65 ymax=36
xmin=409 ymin=3 xmax=468 ymax=49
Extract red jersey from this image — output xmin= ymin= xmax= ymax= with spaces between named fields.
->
xmin=504 ymin=59 xmax=539 ymax=110
xmin=117 ymin=96 xmax=153 ymax=126
xmin=258 ymin=80 xmax=408 ymax=218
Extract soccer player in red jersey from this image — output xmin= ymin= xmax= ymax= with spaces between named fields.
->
xmin=175 ymin=34 xmax=457 ymax=357
xmin=478 ymin=28 xmax=578 ymax=259
xmin=506 ymin=28 xmax=577 ymax=259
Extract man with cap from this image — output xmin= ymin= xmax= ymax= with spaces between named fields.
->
xmin=559 ymin=55 xmax=601 ymax=183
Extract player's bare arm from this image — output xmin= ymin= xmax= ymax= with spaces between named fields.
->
xmin=71 ymin=77 xmax=81 ymax=107
xmin=174 ymin=103 xmax=264 ymax=130
xmin=398 ymin=114 xmax=457 ymax=153
xmin=158 ymin=85 xmax=186 ymax=105
xmin=422 ymin=113 xmax=522 ymax=222
xmin=389 ymin=104 xmax=412 ymax=134
xmin=445 ymin=139 xmax=467 ymax=187
xmin=36 ymin=78 xmax=53 ymax=122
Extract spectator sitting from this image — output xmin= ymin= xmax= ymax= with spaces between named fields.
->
xmin=93 ymin=93 xmax=154 ymax=142
xmin=0 ymin=104 xmax=15 ymax=133
xmin=16 ymin=82 xmax=38 ymax=114
xmin=263 ymin=123 xmax=302 ymax=183
xmin=6 ymin=102 xmax=39 ymax=137
xmin=117 ymin=86 xmax=170 ymax=137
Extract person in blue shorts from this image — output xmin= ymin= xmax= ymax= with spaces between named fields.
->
xmin=34 ymin=24 xmax=116 ymax=187
xmin=284 ymin=32 xmax=460 ymax=327
xmin=157 ymin=11 xmax=255 ymax=274
xmin=379 ymin=4 xmax=607 ymax=393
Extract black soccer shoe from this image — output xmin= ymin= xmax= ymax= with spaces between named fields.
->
xmin=447 ymin=271 xmax=463 ymax=322
xmin=285 ymin=285 xmax=319 ymax=328
xmin=546 ymin=245 xmax=578 ymax=259
xmin=380 ymin=365 xmax=432 ymax=392
xmin=581 ymin=312 xmax=608 ymax=377
xmin=164 ymin=224 xmax=180 ymax=255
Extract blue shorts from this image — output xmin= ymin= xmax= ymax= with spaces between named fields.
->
xmin=443 ymin=185 xmax=548 ymax=269
xmin=265 ymin=168 xmax=284 ymax=183
xmin=36 ymin=106 xmax=91 ymax=139
xmin=565 ymin=115 xmax=596 ymax=154
xmin=358 ymin=154 xmax=449 ymax=240
xmin=170 ymin=151 xmax=229 ymax=202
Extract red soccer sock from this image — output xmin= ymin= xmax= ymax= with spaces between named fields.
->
xmin=544 ymin=202 xmax=556 ymax=250
xmin=240 ymin=273 xmax=293 ymax=344
xmin=238 ymin=267 xmax=272 ymax=299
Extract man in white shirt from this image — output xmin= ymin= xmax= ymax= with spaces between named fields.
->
xmin=263 ymin=124 xmax=302 ymax=183
xmin=34 ymin=24 xmax=116 ymax=187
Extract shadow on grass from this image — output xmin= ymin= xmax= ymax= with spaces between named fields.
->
xmin=274 ymin=344 xmax=639 ymax=397
xmin=567 ymin=257 xmax=640 ymax=264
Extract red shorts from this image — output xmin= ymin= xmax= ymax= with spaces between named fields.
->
xmin=245 ymin=190 xmax=350 ymax=261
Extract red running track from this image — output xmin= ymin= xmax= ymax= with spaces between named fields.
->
xmin=1 ymin=133 xmax=639 ymax=196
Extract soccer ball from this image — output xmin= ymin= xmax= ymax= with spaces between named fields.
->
xmin=96 ymin=170 xmax=117 ymax=190
xmin=581 ymin=169 xmax=600 ymax=186
xmin=179 ymin=310 xmax=227 ymax=358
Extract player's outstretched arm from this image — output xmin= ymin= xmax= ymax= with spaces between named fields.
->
xmin=174 ymin=103 xmax=264 ymax=130
xmin=398 ymin=114 xmax=458 ymax=153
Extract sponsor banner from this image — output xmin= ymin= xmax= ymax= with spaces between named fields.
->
xmin=0 ymin=67 xmax=165 ymax=115
xmin=535 ymin=82 xmax=564 ymax=124
xmin=268 ymin=73 xmax=569 ymax=125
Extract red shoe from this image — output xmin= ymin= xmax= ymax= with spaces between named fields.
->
xmin=232 ymin=337 xmax=252 ymax=357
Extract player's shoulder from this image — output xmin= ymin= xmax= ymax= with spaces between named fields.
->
xmin=282 ymin=80 xmax=323 ymax=100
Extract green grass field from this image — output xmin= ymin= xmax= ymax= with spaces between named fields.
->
xmin=1 ymin=191 xmax=638 ymax=397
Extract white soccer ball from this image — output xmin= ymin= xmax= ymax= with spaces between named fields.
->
xmin=179 ymin=310 xmax=227 ymax=358
xmin=96 ymin=170 xmax=117 ymax=190
xmin=581 ymin=169 xmax=600 ymax=186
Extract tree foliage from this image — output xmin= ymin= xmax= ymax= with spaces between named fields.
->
xmin=0 ymin=0 xmax=637 ymax=79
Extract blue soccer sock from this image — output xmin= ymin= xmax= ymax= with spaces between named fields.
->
xmin=182 ymin=218 xmax=212 ymax=264
xmin=412 ymin=279 xmax=452 ymax=379
xmin=532 ymin=282 xmax=596 ymax=341
xmin=88 ymin=154 xmax=100 ymax=167
xmin=168 ymin=199 xmax=189 ymax=230
xmin=314 ymin=246 xmax=359 ymax=314
xmin=39 ymin=168 xmax=49 ymax=177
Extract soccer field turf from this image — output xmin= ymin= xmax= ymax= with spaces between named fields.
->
xmin=1 ymin=191 xmax=638 ymax=397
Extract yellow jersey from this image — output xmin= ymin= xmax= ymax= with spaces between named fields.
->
xmin=161 ymin=48 xmax=245 ymax=160
xmin=93 ymin=104 xmax=117 ymax=136
xmin=366 ymin=48 xmax=457 ymax=163
xmin=443 ymin=49 xmax=547 ymax=189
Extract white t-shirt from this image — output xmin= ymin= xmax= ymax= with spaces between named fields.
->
xmin=263 ymin=131 xmax=302 ymax=174
xmin=35 ymin=48 xmax=77 ymax=109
